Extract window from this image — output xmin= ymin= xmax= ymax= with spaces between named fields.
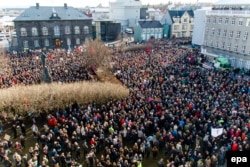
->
xmin=42 ymin=27 xmax=48 ymax=36
xmin=234 ymin=44 xmax=238 ymax=52
xmin=231 ymin=18 xmax=236 ymax=25
xmin=20 ymin=27 xmax=27 ymax=36
xmin=74 ymin=26 xmax=80 ymax=34
xmin=217 ymin=29 xmax=221 ymax=36
xmin=205 ymin=27 xmax=209 ymax=34
xmin=211 ymin=28 xmax=215 ymax=36
xmin=65 ymin=26 xmax=71 ymax=34
xmin=225 ymin=18 xmax=229 ymax=24
xmin=243 ymin=31 xmax=248 ymax=40
xmin=236 ymin=31 xmax=241 ymax=39
xmin=182 ymin=25 xmax=187 ymax=30
xmin=238 ymin=19 xmax=243 ymax=26
xmin=210 ymin=40 xmax=213 ymax=47
xmin=242 ymin=45 xmax=246 ymax=54
xmin=174 ymin=25 xmax=179 ymax=31
xmin=219 ymin=18 xmax=222 ymax=24
xmin=227 ymin=43 xmax=231 ymax=51
xmin=182 ymin=32 xmax=186 ymax=37
xmin=34 ymin=40 xmax=39 ymax=47
xmin=151 ymin=28 xmax=154 ymax=33
xmin=76 ymin=38 xmax=80 ymax=45
xmin=215 ymin=41 xmax=219 ymax=48
xmin=183 ymin=18 xmax=188 ymax=23
xmin=190 ymin=25 xmax=194 ymax=30
xmin=221 ymin=41 xmax=225 ymax=49
xmin=54 ymin=26 xmax=60 ymax=36
xmin=229 ymin=31 xmax=234 ymax=38
xmin=213 ymin=17 xmax=216 ymax=23
xmin=32 ymin=27 xmax=38 ymax=36
xmin=83 ymin=26 xmax=89 ymax=34
xmin=67 ymin=38 xmax=71 ymax=46
xmin=23 ymin=40 xmax=28 ymax=48
xmin=206 ymin=17 xmax=210 ymax=23
xmin=147 ymin=28 xmax=150 ymax=33
xmin=223 ymin=30 xmax=227 ymax=37
xmin=44 ymin=39 xmax=49 ymax=47
xmin=142 ymin=29 xmax=146 ymax=33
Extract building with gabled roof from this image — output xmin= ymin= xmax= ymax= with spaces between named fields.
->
xmin=162 ymin=9 xmax=194 ymax=38
xmin=13 ymin=3 xmax=92 ymax=51
xmin=134 ymin=20 xmax=163 ymax=42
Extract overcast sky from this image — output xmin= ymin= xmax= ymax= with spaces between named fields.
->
xmin=1 ymin=0 xmax=217 ymax=8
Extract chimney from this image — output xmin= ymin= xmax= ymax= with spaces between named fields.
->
xmin=36 ymin=3 xmax=39 ymax=9
xmin=64 ymin=3 xmax=67 ymax=9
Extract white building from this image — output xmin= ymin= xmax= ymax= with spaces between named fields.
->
xmin=109 ymin=0 xmax=142 ymax=31
xmin=201 ymin=0 xmax=250 ymax=69
xmin=192 ymin=8 xmax=211 ymax=46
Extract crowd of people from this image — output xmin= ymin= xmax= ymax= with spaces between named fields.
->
xmin=0 ymin=38 xmax=250 ymax=167
xmin=0 ymin=48 xmax=90 ymax=89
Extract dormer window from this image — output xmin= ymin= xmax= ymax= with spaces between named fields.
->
xmin=50 ymin=8 xmax=61 ymax=20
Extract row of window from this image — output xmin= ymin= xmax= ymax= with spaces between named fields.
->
xmin=206 ymin=17 xmax=250 ymax=26
xmin=20 ymin=25 xmax=90 ymax=37
xmin=204 ymin=41 xmax=250 ymax=55
xmin=22 ymin=38 xmax=81 ymax=48
xmin=142 ymin=28 xmax=162 ymax=33
xmin=205 ymin=28 xmax=248 ymax=40
xmin=173 ymin=24 xmax=194 ymax=31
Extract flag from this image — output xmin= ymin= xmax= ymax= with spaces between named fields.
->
xmin=48 ymin=53 xmax=53 ymax=60
xmin=211 ymin=127 xmax=223 ymax=137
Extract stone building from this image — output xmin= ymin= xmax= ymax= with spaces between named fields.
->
xmin=13 ymin=3 xmax=92 ymax=51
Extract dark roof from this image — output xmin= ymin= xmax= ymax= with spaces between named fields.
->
xmin=168 ymin=10 xmax=194 ymax=22
xmin=14 ymin=6 xmax=91 ymax=21
xmin=138 ymin=20 xmax=163 ymax=28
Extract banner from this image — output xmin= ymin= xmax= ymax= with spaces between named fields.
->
xmin=211 ymin=127 xmax=223 ymax=137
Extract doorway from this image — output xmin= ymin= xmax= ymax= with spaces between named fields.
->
xmin=54 ymin=39 xmax=61 ymax=48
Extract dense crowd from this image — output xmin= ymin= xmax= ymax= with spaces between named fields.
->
xmin=0 ymin=49 xmax=90 ymax=89
xmin=0 ymin=39 xmax=250 ymax=167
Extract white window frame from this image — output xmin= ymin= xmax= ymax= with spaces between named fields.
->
xmin=34 ymin=40 xmax=39 ymax=47
xmin=20 ymin=27 xmax=27 ymax=36
xmin=44 ymin=39 xmax=49 ymax=47
xmin=83 ymin=26 xmax=89 ymax=34
xmin=229 ymin=31 xmax=234 ymax=38
xmin=243 ymin=31 xmax=248 ymax=40
xmin=23 ymin=40 xmax=28 ymax=48
xmin=65 ymin=26 xmax=71 ymax=35
xmin=76 ymin=38 xmax=80 ymax=45
xmin=54 ymin=26 xmax=60 ymax=36
xmin=74 ymin=26 xmax=80 ymax=34
xmin=231 ymin=18 xmax=236 ymax=25
xmin=236 ymin=31 xmax=241 ymax=39
xmin=32 ymin=27 xmax=38 ymax=36
xmin=67 ymin=38 xmax=71 ymax=46
xmin=42 ymin=27 xmax=48 ymax=36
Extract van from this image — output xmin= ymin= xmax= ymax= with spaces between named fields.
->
xmin=125 ymin=28 xmax=133 ymax=34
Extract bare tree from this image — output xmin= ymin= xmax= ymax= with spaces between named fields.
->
xmin=81 ymin=39 xmax=112 ymax=72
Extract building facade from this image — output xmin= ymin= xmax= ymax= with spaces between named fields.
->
xmin=134 ymin=20 xmax=163 ymax=42
xmin=163 ymin=10 xmax=194 ymax=38
xmin=13 ymin=3 xmax=92 ymax=51
xmin=192 ymin=8 xmax=210 ymax=47
xmin=201 ymin=0 xmax=250 ymax=69
xmin=109 ymin=0 xmax=142 ymax=31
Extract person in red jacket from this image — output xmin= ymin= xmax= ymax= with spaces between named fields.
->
xmin=231 ymin=141 xmax=238 ymax=151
